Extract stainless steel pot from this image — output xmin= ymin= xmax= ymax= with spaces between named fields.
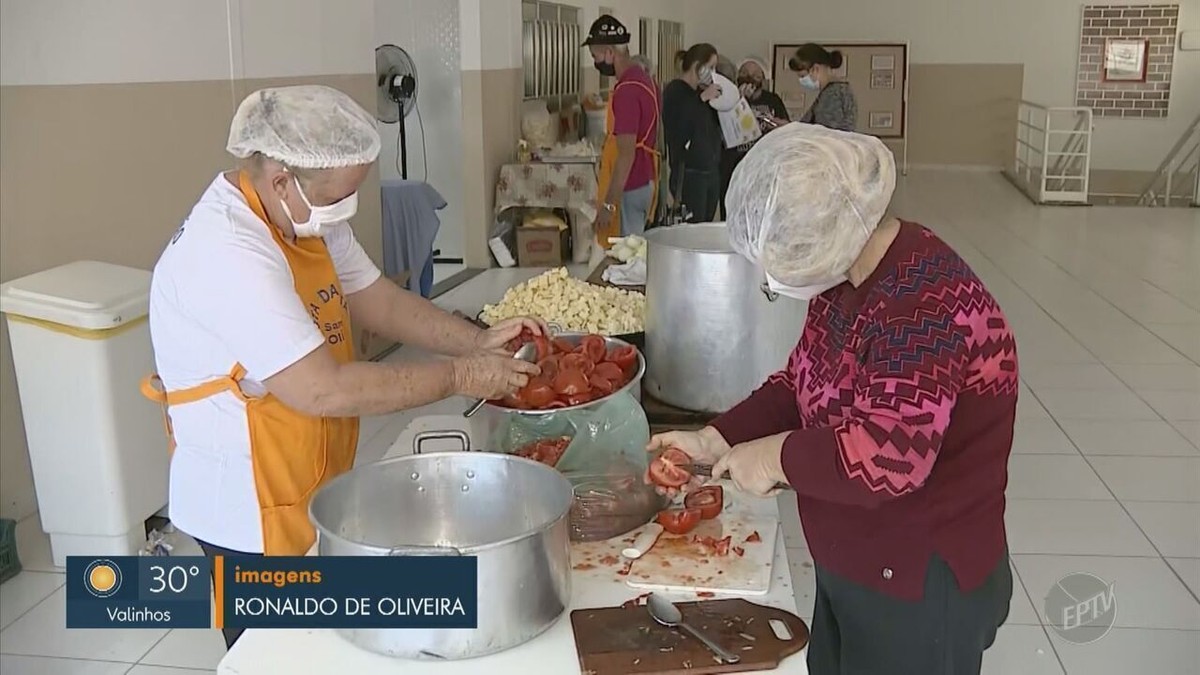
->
xmin=644 ymin=223 xmax=809 ymax=412
xmin=309 ymin=431 xmax=573 ymax=660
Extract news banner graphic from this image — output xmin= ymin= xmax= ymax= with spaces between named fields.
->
xmin=67 ymin=556 xmax=478 ymax=630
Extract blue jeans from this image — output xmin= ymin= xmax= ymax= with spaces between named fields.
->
xmin=620 ymin=183 xmax=655 ymax=237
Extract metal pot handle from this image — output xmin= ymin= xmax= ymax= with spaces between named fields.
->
xmin=412 ymin=430 xmax=471 ymax=454
xmin=386 ymin=545 xmax=464 ymax=557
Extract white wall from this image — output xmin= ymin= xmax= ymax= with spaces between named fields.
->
xmin=682 ymin=0 xmax=1200 ymax=172
xmin=375 ymin=0 xmax=466 ymax=260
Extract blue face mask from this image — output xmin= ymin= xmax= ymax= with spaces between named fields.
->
xmin=798 ymin=74 xmax=819 ymax=91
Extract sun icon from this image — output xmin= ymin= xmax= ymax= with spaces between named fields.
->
xmin=83 ymin=560 xmax=122 ymax=598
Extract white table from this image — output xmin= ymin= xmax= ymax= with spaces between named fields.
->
xmin=217 ymin=268 xmax=809 ymax=674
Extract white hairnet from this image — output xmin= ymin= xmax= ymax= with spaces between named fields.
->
xmin=227 ymin=85 xmax=381 ymax=169
xmin=737 ymin=56 xmax=769 ymax=78
xmin=726 ymin=123 xmax=896 ymax=285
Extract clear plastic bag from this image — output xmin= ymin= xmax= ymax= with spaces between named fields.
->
xmin=490 ymin=391 xmax=666 ymax=541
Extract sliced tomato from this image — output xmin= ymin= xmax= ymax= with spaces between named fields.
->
xmin=552 ymin=338 xmax=576 ymax=354
xmin=656 ymin=507 xmax=702 ymax=535
xmin=537 ymin=356 xmax=560 ymax=381
xmin=713 ymin=536 xmax=732 ymax=557
xmin=529 ymin=335 xmax=552 ymax=361
xmin=588 ymin=375 xmax=616 ymax=397
xmin=552 ymin=368 xmax=590 ymax=396
xmin=500 ymin=393 xmax=527 ymax=410
xmin=744 ymin=531 xmax=762 ymax=544
xmin=684 ymin=485 xmax=724 ymax=520
xmin=607 ymin=345 xmax=638 ymax=373
xmin=732 ymin=546 xmax=745 ymax=557
xmin=580 ymin=334 xmax=607 ymax=363
xmin=519 ymin=380 xmax=557 ymax=409
xmin=593 ymin=361 xmax=624 ymax=382
xmin=648 ymin=447 xmax=693 ymax=488
xmin=563 ymin=392 xmax=594 ymax=407
xmin=514 ymin=436 xmax=571 ymax=467
xmin=559 ymin=353 xmax=595 ymax=376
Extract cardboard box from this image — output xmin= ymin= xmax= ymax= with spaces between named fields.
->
xmin=352 ymin=271 xmax=410 ymax=362
xmin=515 ymin=225 xmax=569 ymax=267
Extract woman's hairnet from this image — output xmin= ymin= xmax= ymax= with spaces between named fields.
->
xmin=726 ymin=123 xmax=895 ymax=285
xmin=227 ymin=85 xmax=381 ymax=169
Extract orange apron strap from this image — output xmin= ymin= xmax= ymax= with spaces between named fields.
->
xmin=598 ymin=80 xmax=662 ymax=240
xmin=139 ymin=365 xmax=251 ymax=453
xmin=238 ymin=171 xmax=271 ymax=224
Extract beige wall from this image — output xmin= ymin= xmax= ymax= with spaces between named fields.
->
xmin=683 ymin=0 xmax=1199 ymax=172
xmin=0 ymin=0 xmax=379 ymax=521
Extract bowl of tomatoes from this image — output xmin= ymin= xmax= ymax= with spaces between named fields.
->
xmin=488 ymin=332 xmax=645 ymax=415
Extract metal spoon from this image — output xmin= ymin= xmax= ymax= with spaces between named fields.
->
xmin=462 ymin=342 xmax=539 ymax=418
xmin=646 ymin=593 xmax=741 ymax=664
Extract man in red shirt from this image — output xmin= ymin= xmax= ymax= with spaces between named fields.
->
xmin=584 ymin=15 xmax=659 ymax=242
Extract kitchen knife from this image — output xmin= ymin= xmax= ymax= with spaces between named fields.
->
xmin=682 ymin=464 xmax=793 ymax=492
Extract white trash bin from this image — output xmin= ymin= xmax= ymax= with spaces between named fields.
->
xmin=0 ymin=261 xmax=167 ymax=567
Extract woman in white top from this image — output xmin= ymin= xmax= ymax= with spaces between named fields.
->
xmin=144 ymin=85 xmax=542 ymax=648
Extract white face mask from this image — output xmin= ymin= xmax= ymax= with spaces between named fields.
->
xmin=698 ymin=65 xmax=714 ymax=85
xmin=798 ymin=74 xmax=820 ymax=90
xmin=279 ymin=174 xmax=358 ymax=238
xmin=764 ymin=272 xmax=846 ymax=301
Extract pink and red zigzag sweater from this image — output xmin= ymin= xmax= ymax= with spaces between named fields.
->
xmin=714 ymin=221 xmax=1019 ymax=600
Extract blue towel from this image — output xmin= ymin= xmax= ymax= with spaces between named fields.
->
xmin=380 ymin=179 xmax=447 ymax=297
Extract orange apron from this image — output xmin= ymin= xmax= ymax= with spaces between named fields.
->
xmin=596 ymin=78 xmax=661 ymax=248
xmin=140 ymin=171 xmax=359 ymax=556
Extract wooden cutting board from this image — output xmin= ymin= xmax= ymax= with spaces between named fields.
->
xmin=571 ymin=598 xmax=809 ymax=675
xmin=626 ymin=518 xmax=778 ymax=596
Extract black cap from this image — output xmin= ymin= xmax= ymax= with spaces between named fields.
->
xmin=582 ymin=14 xmax=630 ymax=46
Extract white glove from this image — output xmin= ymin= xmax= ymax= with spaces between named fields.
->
xmin=710 ymin=432 xmax=791 ymax=497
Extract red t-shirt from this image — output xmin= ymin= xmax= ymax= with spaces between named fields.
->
xmin=610 ymin=66 xmax=658 ymax=190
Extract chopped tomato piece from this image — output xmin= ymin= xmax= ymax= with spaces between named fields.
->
xmin=559 ymin=353 xmax=595 ymax=376
xmin=552 ymin=368 xmax=590 ymax=396
xmin=696 ymin=591 xmax=715 ymax=598
xmin=713 ymin=536 xmax=732 ymax=557
xmin=580 ymin=334 xmax=607 ymax=363
xmin=593 ymin=361 xmax=624 ymax=382
xmin=513 ymin=436 xmax=571 ymax=467
xmin=536 ymin=356 xmax=560 ymax=381
xmin=563 ymin=392 xmax=594 ymax=407
xmin=684 ymin=485 xmax=724 ymax=520
xmin=732 ymin=546 xmax=745 ymax=557
xmin=656 ymin=507 xmax=702 ymax=535
xmin=589 ymin=375 xmax=616 ymax=397
xmin=607 ymin=345 xmax=638 ymax=373
xmin=744 ymin=531 xmax=762 ymax=544
xmin=552 ymin=338 xmax=576 ymax=354
xmin=518 ymin=379 xmax=557 ymax=408
xmin=648 ymin=447 xmax=693 ymax=488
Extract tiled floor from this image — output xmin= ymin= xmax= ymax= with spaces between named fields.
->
xmin=1 ymin=171 xmax=1197 ymax=673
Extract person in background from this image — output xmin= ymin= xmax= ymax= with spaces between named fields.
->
xmin=662 ymin=43 xmax=723 ymax=222
xmin=649 ymin=124 xmax=1016 ymax=674
xmin=789 ymin=43 xmax=858 ymax=132
xmin=719 ymin=56 xmax=789 ymax=218
xmin=144 ymin=85 xmax=542 ymax=649
xmin=631 ymin=53 xmax=672 ymax=226
xmin=584 ymin=14 xmax=659 ymax=245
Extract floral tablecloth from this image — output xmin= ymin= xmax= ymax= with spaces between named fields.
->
xmin=495 ymin=162 xmax=599 ymax=264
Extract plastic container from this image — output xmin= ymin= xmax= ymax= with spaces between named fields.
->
xmin=0 ymin=261 xmax=167 ymax=567
xmin=0 ymin=518 xmax=20 ymax=583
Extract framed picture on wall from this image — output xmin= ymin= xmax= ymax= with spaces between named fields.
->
xmin=831 ymin=60 xmax=848 ymax=79
xmin=870 ymin=71 xmax=894 ymax=89
xmin=869 ymin=111 xmax=894 ymax=129
xmin=870 ymin=54 xmax=895 ymax=71
xmin=1103 ymin=38 xmax=1149 ymax=82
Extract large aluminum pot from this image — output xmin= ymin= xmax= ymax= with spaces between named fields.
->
xmin=644 ymin=223 xmax=809 ymax=412
xmin=309 ymin=431 xmax=573 ymax=660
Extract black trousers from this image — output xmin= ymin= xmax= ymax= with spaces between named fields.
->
xmin=678 ymin=168 xmax=721 ymax=223
xmin=197 ymin=538 xmax=263 ymax=649
xmin=718 ymin=148 xmax=745 ymax=220
xmin=807 ymin=553 xmax=1012 ymax=675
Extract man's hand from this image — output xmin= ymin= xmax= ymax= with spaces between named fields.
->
xmin=474 ymin=316 xmax=549 ymax=354
xmin=451 ymin=352 xmax=541 ymax=400
xmin=738 ymin=83 xmax=757 ymax=98
xmin=710 ymin=432 xmax=790 ymax=497
xmin=592 ymin=205 xmax=614 ymax=234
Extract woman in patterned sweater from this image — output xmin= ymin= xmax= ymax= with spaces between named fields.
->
xmin=789 ymin=43 xmax=858 ymax=132
xmin=648 ymin=124 xmax=1017 ymax=675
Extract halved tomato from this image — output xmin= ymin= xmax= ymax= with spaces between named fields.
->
xmin=519 ymin=379 xmax=557 ymax=409
xmin=552 ymin=368 xmax=590 ymax=396
xmin=563 ymin=392 xmax=594 ymax=407
xmin=593 ymin=361 xmax=624 ymax=382
xmin=560 ymin=353 xmax=595 ymax=376
xmin=684 ymin=485 xmax=724 ymax=520
xmin=607 ymin=345 xmax=638 ymax=373
xmin=529 ymin=335 xmax=551 ymax=361
xmin=656 ymin=507 xmax=702 ymax=535
xmin=579 ymin=335 xmax=607 ymax=363
xmin=537 ymin=356 xmax=560 ymax=381
xmin=648 ymin=447 xmax=693 ymax=488
xmin=552 ymin=338 xmax=576 ymax=354
xmin=588 ymin=375 xmax=616 ymax=397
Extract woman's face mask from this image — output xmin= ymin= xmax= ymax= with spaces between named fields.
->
xmin=698 ymin=64 xmax=714 ymax=85
xmin=798 ymin=73 xmax=820 ymax=91
xmin=280 ymin=174 xmax=358 ymax=238
xmin=763 ymin=272 xmax=846 ymax=301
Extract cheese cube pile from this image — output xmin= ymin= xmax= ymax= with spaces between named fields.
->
xmin=480 ymin=268 xmax=645 ymax=335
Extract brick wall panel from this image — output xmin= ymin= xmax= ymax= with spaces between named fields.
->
xmin=1075 ymin=4 xmax=1178 ymax=117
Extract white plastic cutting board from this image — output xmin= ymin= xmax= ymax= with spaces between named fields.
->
xmin=625 ymin=517 xmax=778 ymax=596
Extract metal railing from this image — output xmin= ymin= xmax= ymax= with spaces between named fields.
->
xmin=1008 ymin=101 xmax=1093 ymax=204
xmin=1137 ymin=112 xmax=1200 ymax=207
